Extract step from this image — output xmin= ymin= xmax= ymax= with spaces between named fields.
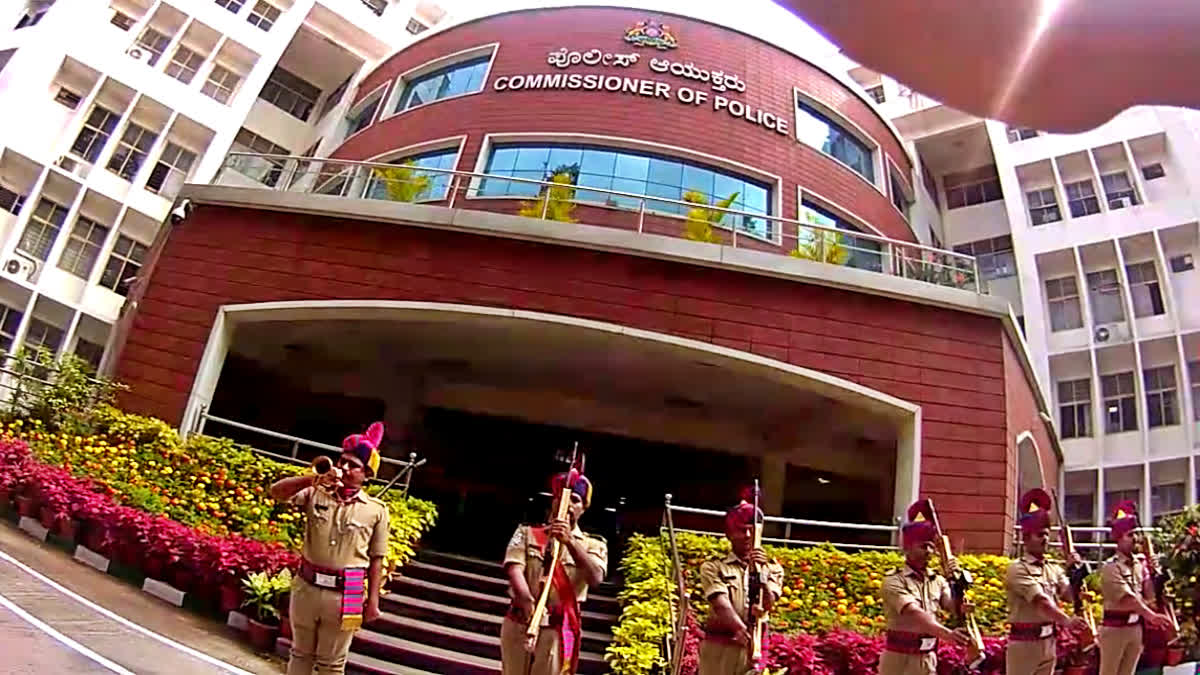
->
xmin=389 ymin=578 xmax=618 ymax=628
xmin=372 ymin=606 xmax=611 ymax=655
xmin=277 ymin=637 xmax=440 ymax=675
xmin=404 ymin=560 xmax=621 ymax=616
xmin=417 ymin=549 xmax=622 ymax=594
xmin=355 ymin=626 xmax=608 ymax=675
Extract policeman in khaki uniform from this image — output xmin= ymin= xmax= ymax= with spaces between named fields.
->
xmin=270 ymin=422 xmax=391 ymax=675
xmin=501 ymin=471 xmax=607 ymax=675
xmin=697 ymin=495 xmax=784 ymax=675
xmin=1098 ymin=501 xmax=1172 ymax=675
xmin=1005 ymin=489 xmax=1092 ymax=675
xmin=878 ymin=500 xmax=970 ymax=675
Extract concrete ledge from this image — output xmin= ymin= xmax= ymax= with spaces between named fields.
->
xmin=142 ymin=577 xmax=186 ymax=607
xmin=18 ymin=516 xmax=48 ymax=541
xmin=1163 ymin=664 xmax=1200 ymax=675
xmin=73 ymin=545 xmax=110 ymax=573
xmin=227 ymin=611 xmax=249 ymax=631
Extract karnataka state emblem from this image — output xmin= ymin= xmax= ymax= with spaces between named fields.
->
xmin=623 ymin=20 xmax=678 ymax=50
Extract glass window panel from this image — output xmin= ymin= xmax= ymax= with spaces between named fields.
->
xmin=648 ymin=158 xmax=682 ymax=186
xmin=681 ymin=165 xmax=714 ymax=196
xmin=713 ymin=174 xmax=742 ymax=203
xmin=547 ymin=147 xmax=583 ymax=173
xmin=397 ymin=56 xmax=489 ymax=112
xmin=580 ymin=150 xmax=616 ymax=176
xmin=487 ymin=147 xmax=519 ymax=173
xmin=613 ymin=153 xmax=650 ymax=182
xmin=514 ymin=147 xmax=551 ymax=173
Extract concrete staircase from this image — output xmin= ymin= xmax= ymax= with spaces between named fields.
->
xmin=278 ymin=549 xmax=620 ymax=674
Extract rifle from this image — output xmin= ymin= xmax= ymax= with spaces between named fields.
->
xmin=925 ymin=499 xmax=984 ymax=667
xmin=525 ymin=443 xmax=584 ymax=644
xmin=1049 ymin=490 xmax=1096 ymax=646
xmin=1141 ymin=530 xmax=1180 ymax=637
xmin=747 ymin=480 xmax=768 ymax=667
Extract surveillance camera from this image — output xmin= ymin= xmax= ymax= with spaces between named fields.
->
xmin=169 ymin=199 xmax=193 ymax=225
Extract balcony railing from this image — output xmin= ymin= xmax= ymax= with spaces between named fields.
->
xmin=216 ymin=152 xmax=985 ymax=294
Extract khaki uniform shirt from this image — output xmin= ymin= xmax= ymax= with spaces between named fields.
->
xmin=291 ymin=486 xmax=390 ymax=570
xmin=881 ymin=566 xmax=950 ymax=633
xmin=699 ymin=552 xmax=785 ymax=619
xmin=1101 ymin=553 xmax=1147 ymax=612
xmin=1006 ymin=554 xmax=1067 ymax=624
xmin=504 ymin=524 xmax=608 ymax=607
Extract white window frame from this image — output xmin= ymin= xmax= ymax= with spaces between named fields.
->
xmin=381 ymin=43 xmax=499 ymax=122
xmin=362 ymin=135 xmax=467 ymax=203
xmin=468 ymin=131 xmax=785 ymax=245
xmin=57 ymin=216 xmax=109 ymax=279
xmin=1143 ymin=365 xmax=1178 ymax=428
xmin=106 ymin=121 xmax=158 ymax=183
xmin=342 ymin=82 xmax=390 ymax=142
xmin=100 ymin=234 xmax=149 ymax=296
xmin=0 ymin=303 xmax=22 ymax=352
xmin=1056 ymin=378 xmax=1092 ymax=439
xmin=1026 ymin=186 xmax=1061 ymax=226
xmin=202 ymin=64 xmax=241 ymax=104
xmin=19 ymin=199 xmax=68 ymax=262
xmin=886 ymin=157 xmax=913 ymax=221
xmin=792 ymin=87 xmax=886 ymax=195
xmin=1044 ymin=275 xmax=1083 ymax=332
xmin=1125 ymin=260 xmax=1165 ymax=318
xmin=133 ymin=26 xmax=172 ymax=66
xmin=247 ymin=1 xmax=281 ymax=30
xmin=1189 ymin=361 xmax=1200 ymax=423
xmin=1101 ymin=371 xmax=1138 ymax=434
xmin=165 ymin=44 xmax=205 ymax=85
xmin=146 ymin=141 xmax=198 ymax=197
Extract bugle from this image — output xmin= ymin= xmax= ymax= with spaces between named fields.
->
xmin=310 ymin=455 xmax=343 ymax=493
xmin=1142 ymin=531 xmax=1181 ymax=636
xmin=925 ymin=500 xmax=985 ymax=667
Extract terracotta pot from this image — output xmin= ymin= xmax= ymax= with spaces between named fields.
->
xmin=219 ymin=584 xmax=243 ymax=614
xmin=246 ymin=618 xmax=279 ymax=652
xmin=0 ymin=487 xmax=11 ymax=509
xmin=279 ymin=619 xmax=292 ymax=640
xmin=57 ymin=518 xmax=80 ymax=542
xmin=1166 ymin=645 xmax=1185 ymax=666
xmin=171 ymin=566 xmax=195 ymax=593
xmin=116 ymin=542 xmax=141 ymax=568
xmin=1141 ymin=647 xmax=1166 ymax=667
xmin=1063 ymin=667 xmax=1088 ymax=675
xmin=83 ymin=524 xmax=108 ymax=555
xmin=143 ymin=555 xmax=166 ymax=581
xmin=15 ymin=495 xmax=36 ymax=518
xmin=38 ymin=506 xmax=58 ymax=530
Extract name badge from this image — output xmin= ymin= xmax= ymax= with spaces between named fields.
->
xmin=919 ymin=637 xmax=937 ymax=652
xmin=1127 ymin=613 xmax=1140 ymax=625
xmin=1039 ymin=624 xmax=1054 ymax=638
xmin=315 ymin=572 xmax=338 ymax=588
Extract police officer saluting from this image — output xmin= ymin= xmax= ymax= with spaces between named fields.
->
xmin=269 ymin=422 xmax=391 ymax=675
xmin=1005 ymin=489 xmax=1092 ymax=675
xmin=878 ymin=500 xmax=970 ymax=675
xmin=1098 ymin=501 xmax=1172 ymax=675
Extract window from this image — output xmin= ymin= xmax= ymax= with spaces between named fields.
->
xmin=315 ymin=75 xmax=351 ymax=121
xmin=1190 ymin=362 xmax=1199 ymax=422
xmin=53 ymin=88 xmax=81 ymax=109
xmin=110 ymin=11 xmax=135 ymax=30
xmin=214 ymin=0 xmax=244 ymax=12
xmin=345 ymin=92 xmax=383 ymax=136
xmin=24 ymin=319 xmax=63 ymax=354
xmin=202 ymin=65 xmax=241 ymax=104
xmin=953 ymin=235 xmax=1014 ymax=280
xmin=1142 ymin=163 xmax=1165 ymax=181
xmin=106 ymin=122 xmax=156 ymax=182
xmin=247 ymin=1 xmax=280 ymax=30
xmin=1125 ymin=261 xmax=1165 ymax=318
xmin=1102 ymin=172 xmax=1139 ymax=208
xmin=1101 ymin=372 xmax=1138 ymax=433
xmin=1105 ymin=489 xmax=1140 ymax=517
xmin=15 ymin=4 xmax=51 ymax=29
xmin=0 ymin=305 xmax=22 ymax=352
xmin=801 ymin=200 xmax=883 ymax=272
xmin=361 ymin=0 xmax=387 ymax=16
xmin=1057 ymin=379 xmax=1092 ymax=438
xmin=165 ymin=45 xmax=204 ymax=85
xmin=0 ymin=186 xmax=26 ymax=215
xmin=395 ymin=56 xmax=489 ymax=113
xmin=1026 ymin=188 xmax=1061 ymax=225
xmin=1045 ymin=277 xmax=1083 ymax=331
xmin=944 ymin=165 xmax=1003 ymax=209
xmin=133 ymin=27 xmax=171 ymax=66
xmin=1144 ymin=366 xmax=1178 ymax=428
xmin=1152 ymin=483 xmax=1186 ymax=515
xmin=70 ymin=105 xmax=119 ymax=163
xmin=889 ymin=171 xmax=910 ymax=219
xmin=795 ymin=98 xmax=875 ymax=183
xmin=406 ymin=18 xmax=428 ymax=34
xmin=57 ymin=217 xmax=108 ymax=278
xmin=100 ymin=235 xmax=148 ymax=296
xmin=865 ymin=85 xmax=885 ymax=104
xmin=1007 ymin=126 xmax=1040 ymax=142
xmin=1063 ymin=493 xmax=1094 ymax=524
xmin=74 ymin=339 xmax=104 ymax=371
xmin=366 ymin=148 xmax=458 ymax=201
xmin=146 ymin=143 xmax=197 ymax=197
xmin=480 ymin=143 xmax=775 ymax=239
xmin=259 ymin=67 xmax=321 ymax=121
xmin=1169 ymin=254 xmax=1194 ymax=273
xmin=1086 ymin=269 xmax=1125 ymax=324
xmin=1064 ymin=180 xmax=1101 ymax=218
xmin=228 ymin=129 xmax=289 ymax=187
xmin=18 ymin=199 xmax=68 ymax=261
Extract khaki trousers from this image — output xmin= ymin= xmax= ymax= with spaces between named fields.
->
xmin=877 ymin=650 xmax=936 ymax=675
xmin=1098 ymin=625 xmax=1143 ymax=675
xmin=697 ymin=639 xmax=750 ymax=675
xmin=287 ymin=577 xmax=358 ymax=675
xmin=500 ymin=615 xmax=562 ymax=675
xmin=1006 ymin=637 xmax=1056 ymax=675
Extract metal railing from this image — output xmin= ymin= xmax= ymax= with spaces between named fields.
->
xmin=216 ymin=152 xmax=985 ymax=294
xmin=190 ymin=406 xmax=426 ymax=496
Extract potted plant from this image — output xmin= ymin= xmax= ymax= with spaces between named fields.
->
xmin=241 ymin=569 xmax=291 ymax=651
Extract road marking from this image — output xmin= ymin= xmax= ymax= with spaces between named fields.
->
xmin=0 ymin=550 xmax=256 ymax=675
xmin=0 ymin=590 xmax=135 ymax=674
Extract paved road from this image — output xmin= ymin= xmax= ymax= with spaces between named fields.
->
xmin=0 ymin=601 xmax=113 ymax=674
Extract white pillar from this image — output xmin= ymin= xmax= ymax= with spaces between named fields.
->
xmin=1121 ymin=141 xmax=1148 ymax=206
xmin=1087 ymin=149 xmax=1109 ymax=213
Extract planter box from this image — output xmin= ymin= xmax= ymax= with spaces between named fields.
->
xmin=1163 ymin=664 xmax=1200 ymax=675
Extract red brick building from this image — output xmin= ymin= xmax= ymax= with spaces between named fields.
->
xmin=109 ymin=7 xmax=1059 ymax=553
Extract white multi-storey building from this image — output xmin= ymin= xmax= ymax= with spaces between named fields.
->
xmin=0 ymin=0 xmax=446 ymax=370
xmin=840 ymin=59 xmax=1200 ymax=530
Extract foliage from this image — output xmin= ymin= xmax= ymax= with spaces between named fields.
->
xmin=519 ymin=166 xmax=579 ymax=223
xmin=790 ymin=230 xmax=850 ymax=265
xmin=1154 ymin=505 xmax=1200 ymax=651
xmin=371 ymin=161 xmax=433 ymax=203
xmin=901 ymin=249 xmax=976 ymax=290
xmin=4 ymin=351 xmax=126 ymax=436
xmin=681 ymin=190 xmax=738 ymax=244
xmin=242 ymin=569 xmax=292 ymax=624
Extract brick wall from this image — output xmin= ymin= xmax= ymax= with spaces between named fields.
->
xmin=1003 ymin=332 xmax=1061 ymax=551
xmin=117 ymin=205 xmax=1043 ymax=550
xmin=330 ymin=7 xmax=916 ymax=242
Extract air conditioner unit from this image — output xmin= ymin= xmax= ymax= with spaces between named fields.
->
xmin=126 ymin=46 xmax=150 ymax=63
xmin=55 ymin=155 xmax=92 ymax=180
xmin=1093 ymin=322 xmax=1131 ymax=344
xmin=3 ymin=256 xmax=37 ymax=282
xmin=1109 ymin=197 xmax=1132 ymax=210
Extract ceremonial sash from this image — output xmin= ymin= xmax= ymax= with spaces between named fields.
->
xmin=529 ymin=526 xmax=583 ymax=675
